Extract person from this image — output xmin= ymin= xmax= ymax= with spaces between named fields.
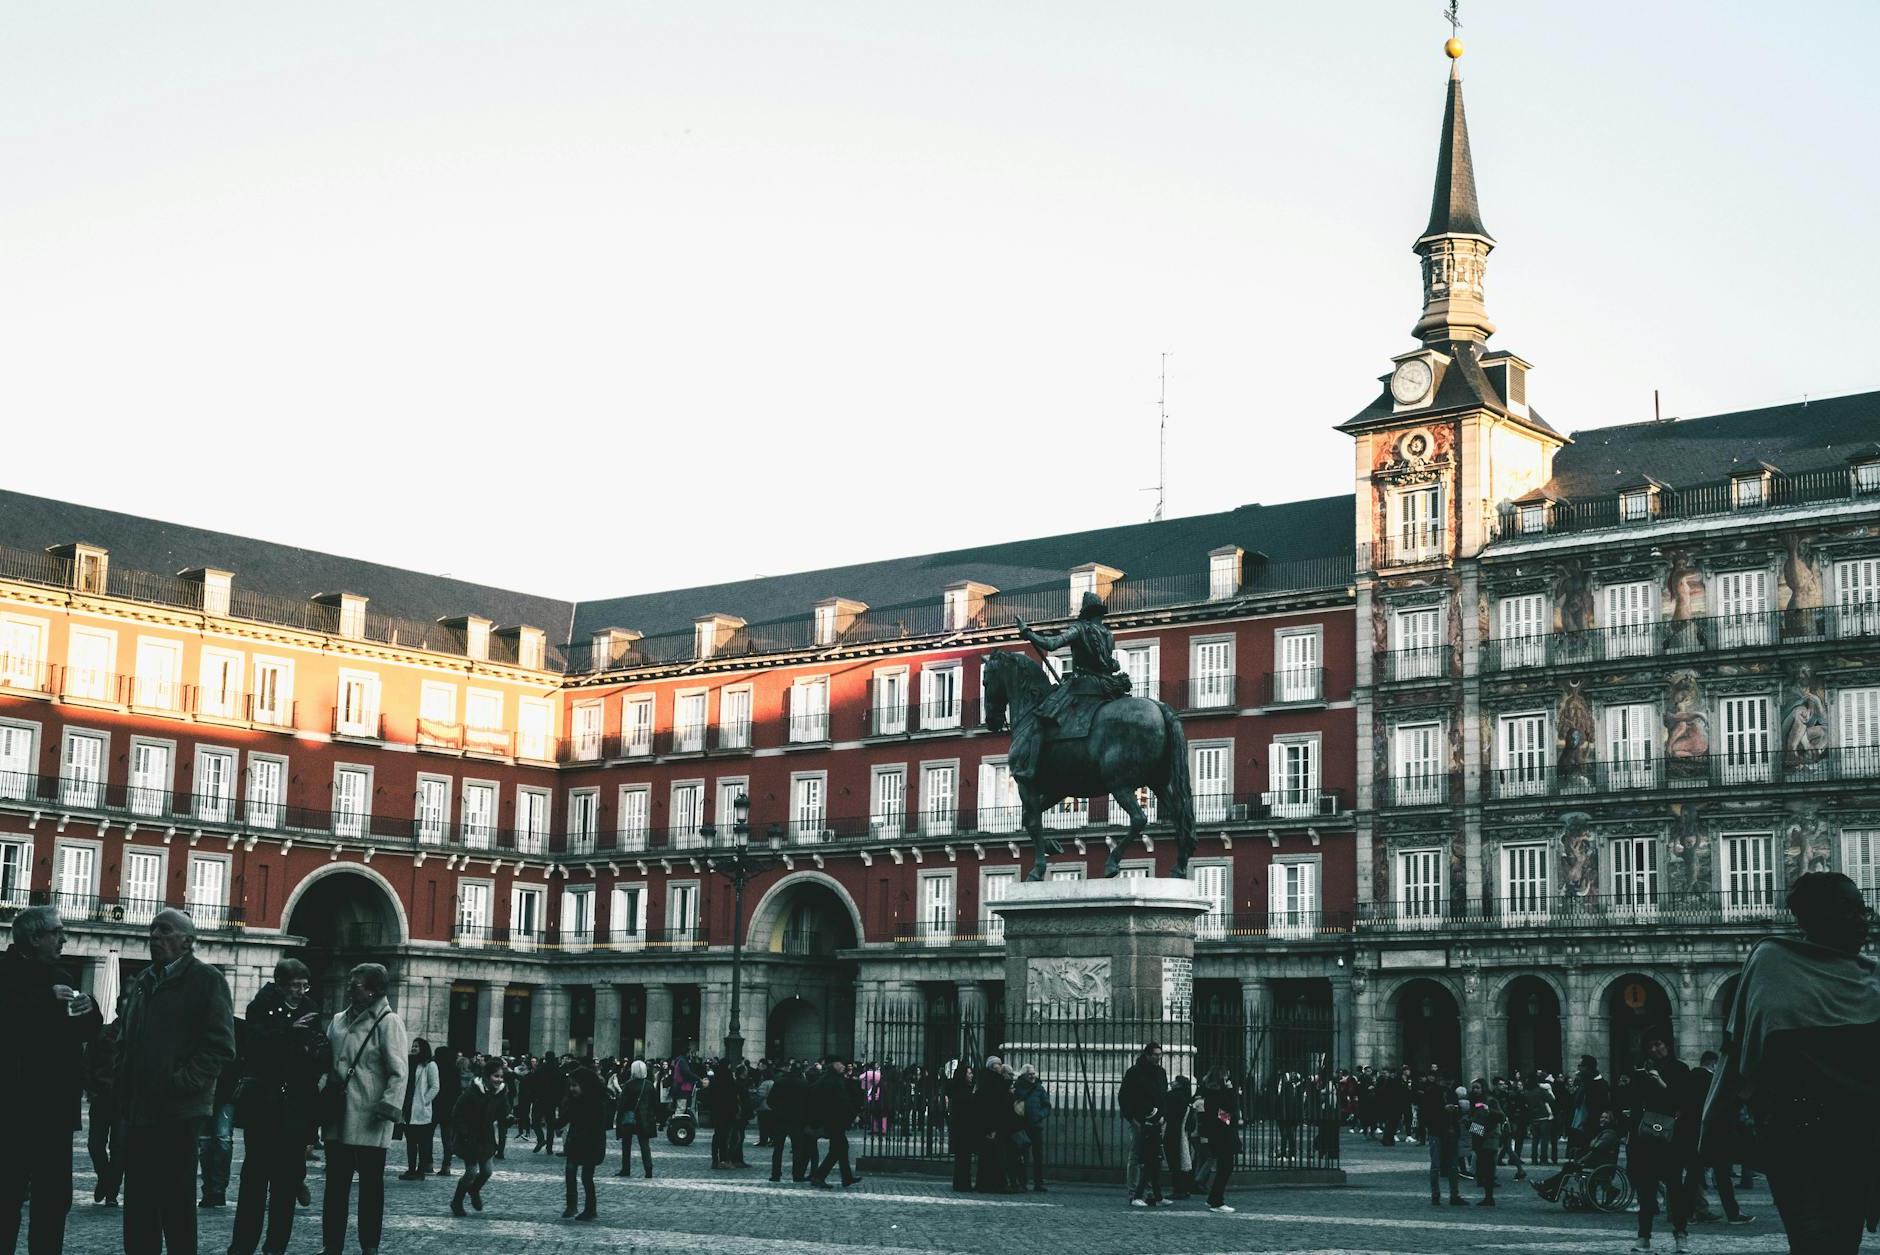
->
xmin=321 ymin=962 xmax=409 ymax=1255
xmin=1567 ymin=1054 xmax=1608 ymax=1158
xmin=433 ymin=1046 xmax=462 ymax=1178
xmin=1163 ymin=1074 xmax=1197 ymax=1200
xmin=1008 ymin=593 xmax=1129 ymax=784
xmin=1701 ymin=871 xmax=1880 ymax=1253
xmin=449 ymin=1057 xmax=510 ymax=1216
xmin=229 ymin=957 xmax=329 ymax=1255
xmin=1622 ymin=1031 xmax=1694 ymax=1253
xmin=1531 ymin=1109 xmax=1623 ymax=1205
xmin=1687 ymin=1050 xmax=1753 ymax=1225
xmin=704 ymin=1062 xmax=742 ymax=1168
xmin=84 ymin=1009 xmax=124 ymax=1206
xmin=613 ymin=1059 xmax=657 ymax=1178
xmin=944 ymin=1060 xmax=977 ymax=1192
xmin=1016 ymin=1063 xmax=1050 ymax=1192
xmin=1119 ymin=1042 xmax=1169 ymax=1207
xmin=1427 ymin=1083 xmax=1466 ymax=1206
xmin=399 ymin=1037 xmax=440 ymax=1180
xmin=1196 ymin=1068 xmax=1238 ymax=1213
xmin=533 ymin=1053 xmax=567 ymax=1155
xmin=560 ymin=1066 xmax=606 ymax=1219
xmin=809 ymin=1057 xmax=861 ymax=1188
xmin=766 ymin=1062 xmax=807 ymax=1183
xmin=971 ymin=1055 xmax=1016 ymax=1193
xmin=117 ymin=907 xmax=237 ymax=1255
xmin=197 ymin=1027 xmax=241 ymax=1209
xmin=0 ymin=904 xmax=104 ymax=1255
xmin=1523 ymin=1073 xmax=1556 ymax=1166
xmin=1464 ymin=1079 xmax=1504 ymax=1206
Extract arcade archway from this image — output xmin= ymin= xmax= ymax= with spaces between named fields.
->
xmin=1390 ymin=978 xmax=1461 ymax=1079
xmin=282 ymin=868 xmax=406 ymax=1012
xmin=1503 ymin=975 xmax=1563 ymax=1077
xmin=1603 ymin=972 xmax=1674 ymax=1076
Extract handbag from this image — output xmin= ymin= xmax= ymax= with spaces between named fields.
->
xmin=318 ymin=1008 xmax=389 ymax=1130
xmin=1637 ymin=1110 xmax=1677 ymax=1143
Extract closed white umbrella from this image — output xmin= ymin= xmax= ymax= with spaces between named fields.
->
xmin=95 ymin=948 xmax=121 ymax=1023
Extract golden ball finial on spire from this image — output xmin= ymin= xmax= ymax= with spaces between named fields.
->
xmin=1445 ymin=36 xmax=1464 ymax=59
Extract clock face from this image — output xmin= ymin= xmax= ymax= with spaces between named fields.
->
xmin=1391 ymin=358 xmax=1433 ymax=405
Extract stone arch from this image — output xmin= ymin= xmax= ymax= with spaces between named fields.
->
xmin=1597 ymin=970 xmax=1678 ymax=1074
xmin=1497 ymin=973 xmax=1565 ymax=1077
xmin=1382 ymin=975 xmax=1464 ymax=1078
xmin=745 ymin=871 xmax=864 ymax=951
xmin=1701 ymin=969 xmax=1742 ymax=1021
xmin=280 ymin=862 xmax=410 ymax=947
xmin=1487 ymin=968 xmax=1568 ymax=1015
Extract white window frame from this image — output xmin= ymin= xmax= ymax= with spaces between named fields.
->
xmin=456 ymin=879 xmax=494 ymax=946
xmin=185 ymin=852 xmax=231 ymax=926
xmin=1117 ymin=639 xmax=1161 ymax=703
xmin=789 ymin=675 xmax=830 ymax=743
xmin=127 ymin=736 xmax=175 ymax=818
xmin=461 ymin=780 xmax=498 ymax=849
xmin=978 ymin=757 xmax=1019 ymax=834
xmin=1732 ymin=474 xmax=1767 ymax=509
xmin=1266 ymin=736 xmax=1317 ymax=819
xmin=1495 ymin=711 xmax=1550 ymax=798
xmin=1190 ymin=636 xmax=1236 ymax=709
xmin=714 ymin=777 xmax=748 ymax=841
xmin=1719 ymin=832 xmax=1777 ymax=920
xmin=1497 ymin=594 xmax=1547 ymax=669
xmin=1049 ymin=864 xmax=1087 ymax=882
xmin=516 ymin=697 xmax=553 ymax=761
xmin=193 ymin=746 xmax=238 ymax=823
xmin=56 ymin=840 xmax=101 ymax=912
xmin=119 ymin=846 xmax=165 ymax=922
xmin=1608 ymin=835 xmax=1661 ymax=919
xmin=871 ymin=764 xmax=906 ymax=840
xmin=515 ymin=785 xmax=552 ymax=853
xmin=465 ymin=688 xmax=503 ymax=731
xmin=1600 ymin=581 xmax=1658 ymax=659
xmin=250 ymin=655 xmax=295 ymax=727
xmin=609 ymin=882 xmax=648 ymax=946
xmin=1191 ymin=859 xmax=1232 ymax=938
xmin=1620 ymin=488 xmax=1653 ymax=522
xmin=0 ymin=614 xmax=48 ymax=692
xmin=415 ymin=774 xmax=452 ymax=845
xmin=1273 ymin=629 xmax=1321 ymax=703
xmin=198 ymin=647 xmax=243 ymax=719
xmin=921 ymin=662 xmax=963 ymax=731
xmin=1388 ymin=605 xmax=1445 ymax=679
xmin=510 ymin=883 xmax=547 ymax=950
xmin=335 ymin=669 xmax=382 ymax=738
xmin=673 ymin=690 xmax=708 ymax=753
xmin=64 ymin=626 xmax=116 ymax=702
xmin=333 ymin=764 xmax=372 ymax=839
xmin=790 ymin=771 xmax=829 ymax=843
xmin=872 ymin=667 xmax=909 ymax=736
xmin=669 ymin=780 xmax=705 ymax=849
xmin=1268 ymin=856 xmax=1319 ymax=940
xmin=1395 ymin=847 xmax=1446 ymax=927
xmin=981 ymin=867 xmax=1019 ymax=941
xmin=561 ymin=886 xmax=596 ymax=953
xmin=1843 ymin=829 xmax=1880 ymax=896
xmin=133 ymin=636 xmax=184 ymax=710
xmin=617 ymin=785 xmax=651 ymax=851
xmin=1394 ymin=484 xmax=1443 ymax=559
xmin=1499 ymin=841 xmax=1551 ymax=922
xmin=621 ymin=695 xmax=654 ymax=757
xmin=1720 ymin=694 xmax=1774 ymax=784
xmin=419 ymin=681 xmax=458 ymax=729
xmin=0 ymin=719 xmax=38 ymax=801
xmin=1715 ymin=569 xmax=1773 ymax=648
xmin=0 ymin=836 xmax=28 ymax=911
xmin=1209 ymin=553 xmax=1240 ymax=600
xmin=665 ymin=880 xmax=700 ymax=942
xmin=718 ymin=686 xmax=753 ymax=749
xmin=918 ymin=869 xmax=956 ymax=946
xmin=570 ymin=700 xmax=604 ymax=762
xmin=920 ymin=760 xmax=959 ymax=837
xmin=245 ymin=753 xmax=286 ymax=830
xmin=1836 ymin=558 xmax=1880 ymax=637
xmin=566 ymin=788 xmax=599 ymax=854
xmin=61 ymin=728 xmax=108 ymax=809
xmin=1391 ymin=721 xmax=1444 ymax=806
xmin=1839 ymin=687 xmax=1880 ymax=777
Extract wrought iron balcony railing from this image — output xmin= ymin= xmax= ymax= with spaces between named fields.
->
xmin=1484 ymin=603 xmax=1880 ymax=672
xmin=1358 ymin=890 xmax=1786 ymax=933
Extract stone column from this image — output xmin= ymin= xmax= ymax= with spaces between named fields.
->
xmin=1461 ymin=974 xmax=1487 ymax=1081
xmin=1458 ymin=565 xmax=1485 ymax=904
xmin=1329 ymin=971 xmax=1356 ymax=1071
xmin=531 ymin=984 xmax=569 ymax=1056
xmin=1561 ymin=965 xmax=1593 ymax=1076
xmin=593 ymin=984 xmax=622 ymax=1060
xmin=1674 ymin=965 xmax=1705 ymax=1062
xmin=738 ymin=978 xmax=769 ymax=1059
xmin=699 ymin=979 xmax=728 ymax=1057
xmin=643 ymin=984 xmax=674 ymax=1060
xmin=475 ymin=983 xmax=504 ymax=1056
xmin=1353 ymin=579 xmax=1376 ymax=908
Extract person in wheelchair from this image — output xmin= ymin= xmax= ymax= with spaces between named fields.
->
xmin=1532 ymin=1110 xmax=1623 ymax=1206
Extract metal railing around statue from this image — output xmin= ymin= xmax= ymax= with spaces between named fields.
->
xmin=855 ymin=1003 xmax=1339 ymax=1180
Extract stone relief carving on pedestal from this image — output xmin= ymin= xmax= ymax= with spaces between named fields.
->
xmin=1025 ymin=956 xmax=1112 ymax=1013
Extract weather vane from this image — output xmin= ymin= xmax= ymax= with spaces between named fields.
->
xmin=1442 ymin=0 xmax=1464 ymax=59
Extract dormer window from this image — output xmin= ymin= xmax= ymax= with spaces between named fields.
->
xmin=1731 ymin=470 xmax=1770 ymax=509
xmin=317 ymin=593 xmax=369 ymax=640
xmin=694 ymin=621 xmax=716 ymax=659
xmin=1069 ymin=563 xmax=1123 ymax=614
xmin=518 ymin=628 xmax=545 ymax=671
xmin=814 ymin=605 xmax=836 ymax=645
xmin=812 ymin=598 xmax=866 ymax=646
xmin=1855 ymin=459 xmax=1880 ymax=496
xmin=51 ymin=543 xmax=111 ymax=594
xmin=1517 ymin=504 xmax=1547 ymax=534
xmin=943 ymin=582 xmax=996 ymax=632
xmin=1209 ymin=547 xmax=1243 ymax=600
xmin=466 ymin=618 xmax=491 ymax=661
xmin=202 ymin=570 xmax=232 ymax=617
xmin=1620 ymin=489 xmax=1652 ymax=522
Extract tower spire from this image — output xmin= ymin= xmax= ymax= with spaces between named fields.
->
xmin=1412 ymin=31 xmax=1496 ymax=345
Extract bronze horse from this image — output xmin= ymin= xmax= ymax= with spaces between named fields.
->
xmin=981 ymin=650 xmax=1197 ymax=881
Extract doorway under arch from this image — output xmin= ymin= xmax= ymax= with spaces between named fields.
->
xmin=746 ymin=873 xmax=862 ymax=955
xmin=769 ymin=995 xmax=827 ymax=1061
xmin=1604 ymin=972 xmax=1674 ymax=1076
xmin=283 ymin=869 xmax=406 ymax=1012
xmin=1503 ymin=976 xmax=1563 ymax=1077
xmin=1392 ymin=978 xmax=1461 ymax=1079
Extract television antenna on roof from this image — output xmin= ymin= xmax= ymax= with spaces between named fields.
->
xmin=1144 ymin=352 xmax=1170 ymax=522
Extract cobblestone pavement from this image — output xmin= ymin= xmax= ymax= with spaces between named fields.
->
xmin=54 ymin=1132 xmax=1794 ymax=1254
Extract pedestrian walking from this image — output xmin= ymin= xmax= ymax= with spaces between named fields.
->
xmin=613 ymin=1059 xmax=657 ymax=1179
xmin=197 ymin=1031 xmax=241 ymax=1208
xmin=228 ymin=957 xmax=328 ymax=1255
xmin=448 ymin=1057 xmax=510 ymax=1216
xmin=84 ymin=1013 xmax=124 ymax=1207
xmin=1196 ymin=1068 xmax=1239 ymax=1213
xmin=560 ymin=1066 xmax=606 ymax=1219
xmin=1621 ymin=1030 xmax=1694 ymax=1253
xmin=1464 ymin=1079 xmax=1504 ymax=1206
xmin=1015 ymin=1064 xmax=1050 ymax=1192
xmin=320 ymin=962 xmax=409 ymax=1255
xmin=945 ymin=1060 xmax=977 ymax=1192
xmin=1118 ymin=1042 xmax=1169 ymax=1206
xmin=399 ymin=1037 xmax=440 ymax=1180
xmin=435 ymin=1050 xmax=466 ymax=1176
xmin=0 ymin=905 xmax=104 ymax=1255
xmin=1428 ymin=1084 xmax=1467 ymax=1206
xmin=1163 ymin=1074 xmax=1197 ymax=1200
xmin=809 ymin=1057 xmax=861 ymax=1188
xmin=765 ymin=1063 xmax=808 ymax=1183
xmin=116 ymin=907 xmax=237 ymax=1255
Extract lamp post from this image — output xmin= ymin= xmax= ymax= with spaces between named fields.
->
xmin=716 ymin=791 xmax=766 ymax=1062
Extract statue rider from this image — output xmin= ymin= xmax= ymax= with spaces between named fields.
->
xmin=1010 ymin=592 xmax=1130 ymax=784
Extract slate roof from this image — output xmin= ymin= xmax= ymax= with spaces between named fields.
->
xmin=1546 ymin=389 xmax=1880 ymax=498
xmin=1423 ymin=65 xmax=1490 ymax=242
xmin=1338 ymin=339 xmax=1561 ymax=438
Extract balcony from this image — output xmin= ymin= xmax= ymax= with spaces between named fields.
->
xmin=1360 ymin=525 xmax=1447 ymax=571
xmin=786 ymin=713 xmax=830 ymax=744
xmin=1380 ymin=644 xmax=1453 ymax=684
xmin=1265 ymin=667 xmax=1326 ymax=706
xmin=868 ymin=704 xmax=909 ymax=737
xmin=714 ymin=719 xmax=753 ymax=752
xmin=1358 ymin=890 xmax=1785 ymax=934
xmin=1186 ymin=673 xmax=1242 ymax=712
xmin=1484 ymin=604 xmax=1880 ymax=672
xmin=1206 ymin=909 xmax=1355 ymax=942
xmin=331 ymin=709 xmax=386 ymax=741
xmin=616 ymin=729 xmax=655 ymax=759
xmin=916 ymin=699 xmax=965 ymax=733
xmin=1488 ymin=464 xmax=1880 ymax=545
xmin=1486 ymin=746 xmax=1880 ymax=799
xmin=15 ymin=889 xmax=243 ymax=932
xmin=645 ymin=923 xmax=709 ymax=951
xmin=1379 ymin=773 xmax=1451 ymax=808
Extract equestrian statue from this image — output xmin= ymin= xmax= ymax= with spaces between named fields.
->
xmin=982 ymin=591 xmax=1197 ymax=881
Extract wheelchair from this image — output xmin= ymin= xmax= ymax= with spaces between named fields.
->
xmin=1533 ymin=1161 xmax=1634 ymax=1213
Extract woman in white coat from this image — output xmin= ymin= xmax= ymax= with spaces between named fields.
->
xmin=322 ymin=962 xmax=409 ymax=1255
xmin=399 ymin=1037 xmax=441 ymax=1180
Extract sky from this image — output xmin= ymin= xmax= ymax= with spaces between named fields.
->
xmin=2 ymin=2 xmax=1876 ymax=606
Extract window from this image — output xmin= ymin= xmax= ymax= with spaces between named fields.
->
xmin=943 ymin=587 xmax=971 ymax=631
xmin=1517 ymin=503 xmax=1547 ymax=534
xmin=666 ymin=882 xmax=700 ymax=942
xmin=561 ymin=887 xmax=595 ymax=953
xmin=517 ymin=698 xmax=552 ymax=761
xmin=918 ymin=871 xmax=955 ymax=945
xmin=1180 ymin=861 xmax=1228 ymax=938
xmin=1069 ymin=570 xmax=1098 ymax=615
xmin=194 ymin=748 xmax=236 ymax=823
xmin=1396 ymin=848 xmax=1445 ymax=925
xmin=1267 ymin=737 xmax=1317 ymax=818
xmin=0 ymin=838 xmax=26 ymax=910
xmin=416 ymin=777 xmax=450 ymax=844
xmin=57 ymin=842 xmax=97 ymax=908
xmin=670 ymin=782 xmax=704 ymax=848
xmin=1609 ymin=836 xmax=1660 ymax=915
xmin=61 ymin=730 xmax=106 ymax=808
xmin=1274 ymin=630 xmax=1320 ymax=703
xmin=1495 ymin=712 xmax=1549 ymax=798
xmin=511 ymin=885 xmax=546 ymax=949
xmin=1620 ymin=489 xmax=1653 ymax=522
xmin=978 ymin=759 xmax=1019 ymax=833
xmin=1050 ymin=864 xmax=1086 ymax=882
xmin=921 ymin=763 xmax=957 ymax=837
xmin=415 ymin=682 xmax=456 ymax=735
xmin=1601 ymin=581 xmax=1657 ymax=659
xmin=65 ymin=627 xmax=114 ymax=701
xmin=1388 ymin=607 xmax=1445 ymax=679
xmin=1857 ymin=461 xmax=1880 ymax=495
xmin=871 ymin=766 xmax=905 ymax=839
xmin=201 ymin=571 xmax=231 ymax=617
xmin=1720 ymin=833 xmax=1776 ymax=919
xmin=1720 ymin=695 xmax=1773 ymax=783
xmin=610 ymin=883 xmax=646 ymax=943
xmin=1210 ymin=552 xmax=1240 ymax=600
xmin=134 ymin=637 xmax=182 ymax=709
xmin=1497 ymin=594 xmax=1546 ymax=669
xmin=1716 ymin=569 xmax=1772 ymax=647
xmin=0 ymin=616 xmax=46 ymax=690
xmin=1500 ymin=843 xmax=1550 ymax=920
xmin=567 ymin=790 xmax=599 ymax=854
xmin=251 ymin=656 xmax=293 ymax=726
xmin=338 ymin=598 xmax=366 ymax=640
xmin=1835 ymin=559 xmax=1880 ymax=637
xmin=1179 ymin=742 xmax=1228 ymax=821
xmin=719 ymin=687 xmax=752 ymax=749
xmin=246 ymin=755 xmax=284 ymax=830
xmin=519 ymin=633 xmax=545 ymax=671
xmin=694 ymin=621 xmax=717 ymax=659
xmin=1043 ymin=793 xmax=1089 ymax=831
xmin=466 ymin=689 xmax=502 ymax=731
xmin=1840 ymin=688 xmax=1880 ymax=776
xmin=516 ymin=787 xmax=551 ymax=853
xmin=121 ymin=848 xmax=162 ymax=921
xmin=462 ymin=782 xmax=497 ymax=848
xmin=128 ymin=739 xmax=172 ymax=817
xmin=457 ymin=881 xmax=493 ymax=945
xmin=981 ymin=868 xmax=1019 ymax=941
xmin=1191 ymin=638 xmax=1235 ymax=708
xmin=466 ymin=620 xmax=491 ymax=660
xmin=672 ymin=692 xmax=707 ymax=753
xmin=0 ymin=722 xmax=33 ymax=800
xmin=1118 ymin=640 xmax=1160 ymax=702
xmin=1732 ymin=474 xmax=1767 ymax=508
xmin=622 ymin=696 xmax=654 ymax=756
xmin=1268 ymin=859 xmax=1318 ymax=939
xmin=814 ymin=604 xmax=838 ymax=646
xmin=1395 ymin=484 xmax=1442 ymax=559
xmin=333 ymin=767 xmax=370 ymax=839
xmin=1392 ymin=722 xmax=1443 ymax=805
xmin=714 ymin=779 xmax=747 ymax=840
xmin=921 ymin=663 xmax=963 ymax=730
xmin=617 ymin=786 xmax=650 ymax=851
xmin=186 ymin=855 xmax=228 ymax=925
xmin=1603 ymin=702 xmax=1658 ymax=789
xmin=789 ymin=677 xmax=830 ymax=742
xmin=570 ymin=702 xmax=603 ymax=761
xmin=336 ymin=671 xmax=381 ymax=737
xmin=1843 ymin=830 xmax=1880 ymax=896
xmin=872 ymin=669 xmax=909 ymax=736
xmin=199 ymin=648 xmax=242 ymax=719
xmin=791 ymin=774 xmax=827 ymax=842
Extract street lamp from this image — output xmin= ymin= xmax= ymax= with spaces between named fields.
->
xmin=716 ymin=790 xmax=765 ymax=1062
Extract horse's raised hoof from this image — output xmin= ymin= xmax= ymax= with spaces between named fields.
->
xmin=1102 ymin=857 xmax=1124 ymax=878
xmin=1045 ymin=839 xmax=1064 ymax=856
xmin=1170 ymin=861 xmax=1190 ymax=879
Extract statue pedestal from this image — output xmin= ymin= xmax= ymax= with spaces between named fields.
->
xmin=994 ymin=878 xmax=1209 ymax=1021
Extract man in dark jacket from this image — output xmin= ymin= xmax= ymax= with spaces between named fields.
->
xmin=766 ymin=1065 xmax=809 ymax=1182
xmin=971 ymin=1058 xmax=1018 ymax=1194
xmin=1566 ymin=1054 xmax=1608 ymax=1158
xmin=117 ymin=908 xmax=237 ymax=1255
xmin=0 ymin=905 xmax=104 ymax=1255
xmin=84 ymin=1016 xmax=123 ymax=1205
xmin=1118 ymin=1043 xmax=1169 ymax=1205
xmin=809 ymin=1058 xmax=861 ymax=1188
xmin=228 ymin=957 xmax=328 ymax=1255
xmin=1622 ymin=1031 xmax=1695 ymax=1251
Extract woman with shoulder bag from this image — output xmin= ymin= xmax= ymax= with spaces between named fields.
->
xmin=614 ymin=1059 xmax=657 ymax=1178
xmin=398 ymin=1038 xmax=440 ymax=1180
xmin=320 ymin=963 xmax=409 ymax=1255
xmin=1626 ymin=1031 xmax=1694 ymax=1253
xmin=560 ymin=1067 xmax=607 ymax=1219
